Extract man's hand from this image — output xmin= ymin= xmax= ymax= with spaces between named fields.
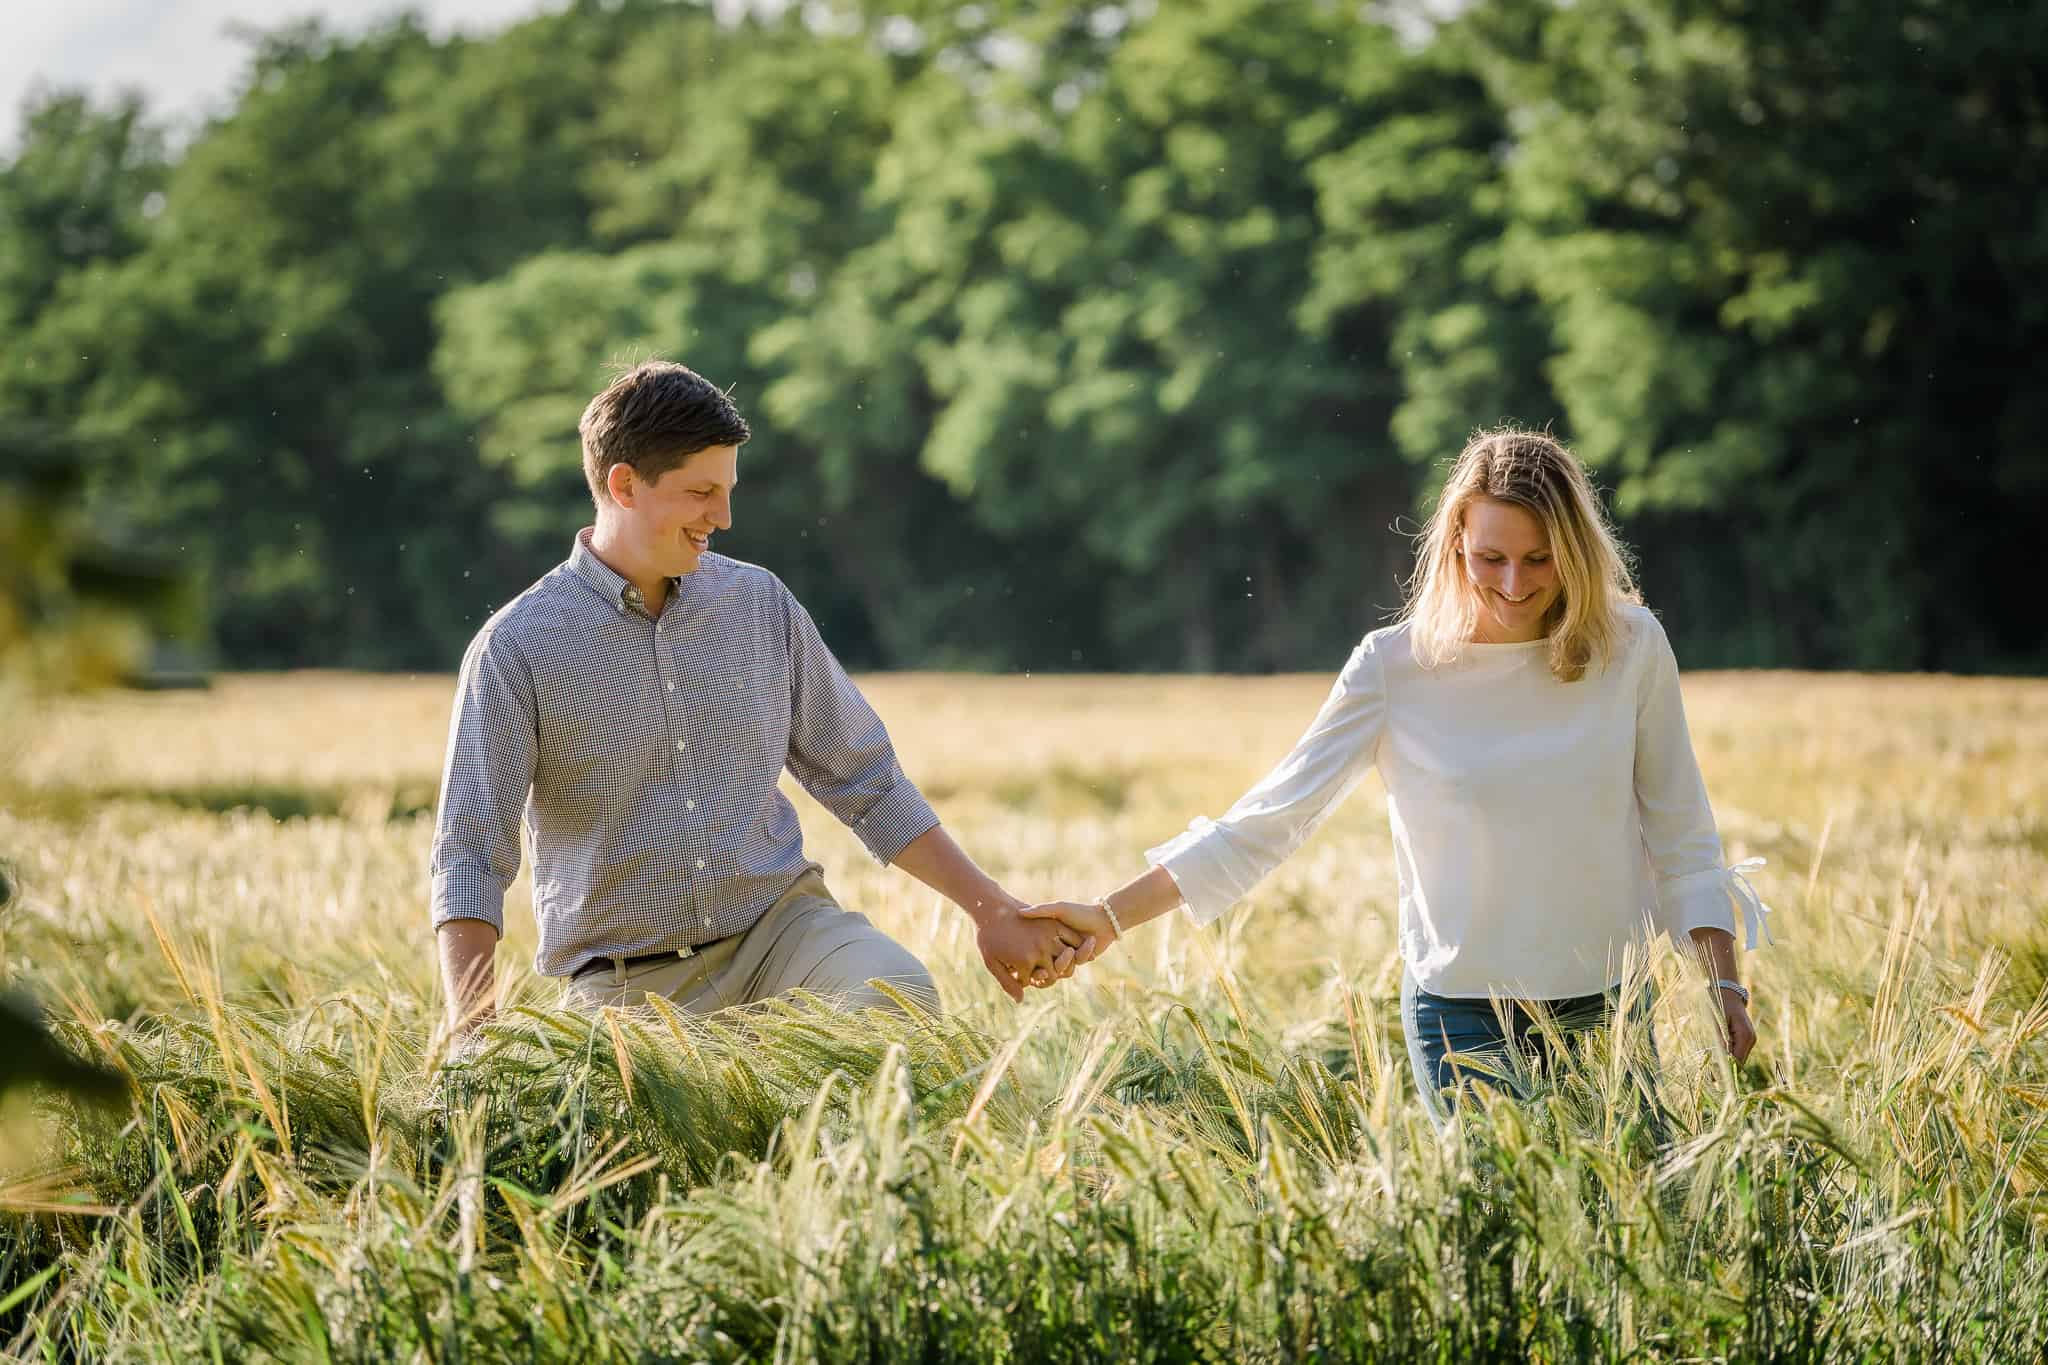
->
xmin=974 ymin=902 xmax=1093 ymax=1002
xmin=1717 ymin=989 xmax=1756 ymax=1063
xmin=1019 ymin=901 xmax=1117 ymax=968
xmin=886 ymin=825 xmax=1092 ymax=1001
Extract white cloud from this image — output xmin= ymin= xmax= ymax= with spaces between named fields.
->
xmin=2 ymin=0 xmax=565 ymax=154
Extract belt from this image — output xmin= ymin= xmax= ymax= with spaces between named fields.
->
xmin=572 ymin=944 xmax=696 ymax=980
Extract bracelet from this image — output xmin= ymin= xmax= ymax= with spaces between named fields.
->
xmin=1712 ymin=978 xmax=1750 ymax=1004
xmin=1094 ymin=896 xmax=1124 ymax=941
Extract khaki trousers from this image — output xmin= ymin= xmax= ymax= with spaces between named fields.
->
xmin=560 ymin=871 xmax=938 ymax=1017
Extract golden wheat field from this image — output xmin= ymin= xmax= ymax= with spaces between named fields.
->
xmin=6 ymin=669 xmax=2043 ymax=1017
xmin=0 ymin=667 xmax=2044 ymax=1360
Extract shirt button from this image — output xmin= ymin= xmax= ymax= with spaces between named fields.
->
xmin=666 ymin=680 xmax=675 ymax=692
xmin=701 ymin=915 xmax=712 ymax=928
xmin=676 ymin=739 xmax=686 ymax=752
xmin=686 ymin=799 xmax=696 ymax=811
xmin=695 ymin=858 xmax=706 ymax=870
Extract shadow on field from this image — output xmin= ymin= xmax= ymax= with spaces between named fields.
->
xmin=4 ymin=779 xmax=439 ymax=825
xmin=924 ymin=762 xmax=1138 ymax=814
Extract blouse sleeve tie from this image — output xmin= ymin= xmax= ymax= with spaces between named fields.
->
xmin=1660 ymin=856 xmax=1774 ymax=951
xmin=1726 ymin=856 xmax=1774 ymax=950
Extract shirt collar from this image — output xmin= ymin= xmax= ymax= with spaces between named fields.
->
xmin=569 ymin=526 xmax=681 ymax=613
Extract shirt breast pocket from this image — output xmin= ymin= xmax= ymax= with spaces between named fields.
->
xmin=708 ymin=645 xmax=789 ymax=762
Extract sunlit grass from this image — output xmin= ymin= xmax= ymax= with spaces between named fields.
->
xmin=2 ymin=669 xmax=2044 ymax=1359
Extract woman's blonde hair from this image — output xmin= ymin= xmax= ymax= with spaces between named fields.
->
xmin=1397 ymin=429 xmax=1640 ymax=682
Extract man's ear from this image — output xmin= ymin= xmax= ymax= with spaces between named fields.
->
xmin=605 ymin=461 xmax=637 ymax=508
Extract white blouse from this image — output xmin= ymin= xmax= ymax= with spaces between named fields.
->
xmin=1148 ymin=603 xmax=1771 ymax=1000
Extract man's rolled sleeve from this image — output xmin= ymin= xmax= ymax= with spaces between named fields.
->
xmin=780 ymin=582 xmax=939 ymax=863
xmin=429 ymin=624 xmax=538 ymax=935
xmin=850 ymin=780 xmax=942 ymax=866
xmin=432 ymin=860 xmax=509 ymax=936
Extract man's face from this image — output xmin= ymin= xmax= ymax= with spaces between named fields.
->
xmin=612 ymin=444 xmax=739 ymax=575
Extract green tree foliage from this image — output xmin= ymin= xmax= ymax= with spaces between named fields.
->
xmin=1465 ymin=0 xmax=2048 ymax=669
xmin=442 ymin=8 xmax=991 ymax=665
xmin=0 ymin=92 xmax=164 ymax=344
xmin=3 ymin=0 xmax=2040 ymax=674
xmin=777 ymin=1 xmax=1467 ymax=668
xmin=4 ymin=11 xmax=637 ymax=666
xmin=1303 ymin=20 xmax=1557 ymax=482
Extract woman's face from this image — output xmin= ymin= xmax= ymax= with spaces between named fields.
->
xmin=1459 ymin=497 xmax=1560 ymax=643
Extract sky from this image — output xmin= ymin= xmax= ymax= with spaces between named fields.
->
xmin=1 ymin=0 xmax=569 ymax=153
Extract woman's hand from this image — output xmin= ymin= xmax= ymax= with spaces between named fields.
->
xmin=1020 ymin=901 xmax=1118 ymax=967
xmin=1717 ymin=988 xmax=1756 ymax=1062
xmin=1018 ymin=870 xmax=1182 ymax=970
xmin=1688 ymin=928 xmax=1755 ymax=1063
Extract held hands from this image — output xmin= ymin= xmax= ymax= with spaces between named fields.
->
xmin=1018 ymin=901 xmax=1118 ymax=970
xmin=977 ymin=870 xmax=1157 ymax=999
xmin=973 ymin=893 xmax=1097 ymax=1002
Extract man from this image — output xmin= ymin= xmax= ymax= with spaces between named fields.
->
xmin=430 ymin=361 xmax=1085 ymax=1039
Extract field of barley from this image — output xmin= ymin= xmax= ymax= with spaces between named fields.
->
xmin=1 ymin=668 xmax=2045 ymax=1361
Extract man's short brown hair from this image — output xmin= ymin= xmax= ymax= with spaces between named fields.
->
xmin=578 ymin=361 xmax=751 ymax=505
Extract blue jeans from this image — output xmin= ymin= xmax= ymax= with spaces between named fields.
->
xmin=1400 ymin=971 xmax=1668 ymax=1138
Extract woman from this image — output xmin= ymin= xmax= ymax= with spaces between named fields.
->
xmin=1025 ymin=430 xmax=1769 ymax=1127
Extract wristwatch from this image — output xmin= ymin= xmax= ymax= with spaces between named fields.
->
xmin=1712 ymin=978 xmax=1750 ymax=1004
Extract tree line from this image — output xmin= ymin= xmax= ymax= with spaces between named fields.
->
xmin=2 ymin=0 xmax=2040 ymax=676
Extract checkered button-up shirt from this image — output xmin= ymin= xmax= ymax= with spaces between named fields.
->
xmin=429 ymin=527 xmax=940 ymax=978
